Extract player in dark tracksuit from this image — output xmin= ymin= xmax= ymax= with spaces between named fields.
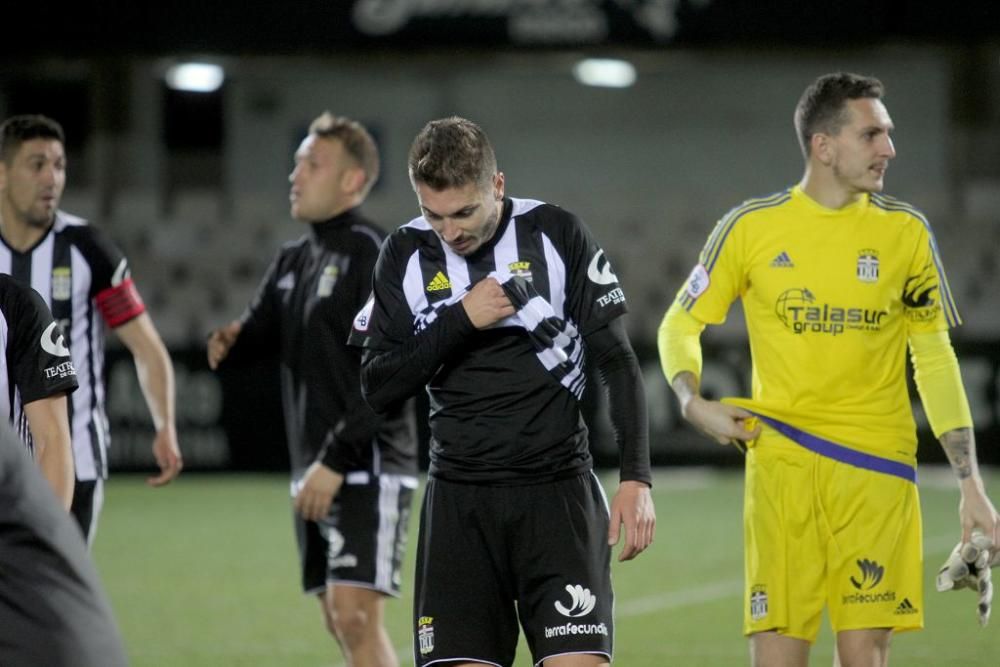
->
xmin=208 ymin=112 xmax=416 ymax=667
xmin=350 ymin=117 xmax=656 ymax=667
xmin=221 ymin=209 xmax=417 ymax=593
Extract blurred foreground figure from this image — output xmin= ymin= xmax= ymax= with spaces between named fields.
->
xmin=0 ymin=421 xmax=127 ymax=667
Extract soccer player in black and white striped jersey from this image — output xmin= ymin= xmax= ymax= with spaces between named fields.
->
xmin=351 ymin=117 xmax=656 ymax=667
xmin=0 ymin=115 xmax=183 ymax=543
xmin=0 ymin=273 xmax=77 ymax=508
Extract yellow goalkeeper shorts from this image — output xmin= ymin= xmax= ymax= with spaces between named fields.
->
xmin=743 ymin=424 xmax=924 ymax=641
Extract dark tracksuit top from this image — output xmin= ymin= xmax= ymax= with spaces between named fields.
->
xmin=225 ymin=208 xmax=416 ymax=479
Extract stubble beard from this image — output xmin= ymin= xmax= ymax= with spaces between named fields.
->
xmin=25 ymin=210 xmax=55 ymax=228
xmin=4 ymin=192 xmax=55 ymax=230
xmin=480 ymin=200 xmax=501 ymax=244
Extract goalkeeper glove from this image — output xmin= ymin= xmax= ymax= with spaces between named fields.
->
xmin=936 ymin=532 xmax=999 ymax=627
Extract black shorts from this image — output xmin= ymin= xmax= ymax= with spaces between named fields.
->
xmin=295 ymin=471 xmax=416 ymax=596
xmin=413 ymin=471 xmax=613 ymax=667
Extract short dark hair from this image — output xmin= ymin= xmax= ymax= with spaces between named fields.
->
xmin=794 ymin=73 xmax=885 ymax=158
xmin=408 ymin=116 xmax=497 ymax=191
xmin=309 ymin=112 xmax=380 ymax=196
xmin=0 ymin=115 xmax=65 ymax=164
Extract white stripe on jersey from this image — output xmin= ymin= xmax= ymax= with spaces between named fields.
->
xmin=30 ymin=233 xmax=55 ymax=292
xmin=402 ymin=252 xmax=426 ymax=316
xmin=71 ymin=247 xmax=105 ymax=480
xmin=491 ymin=218 xmax=520 ymax=277
xmin=509 ymin=198 xmax=545 ymax=217
xmin=541 ymin=232 xmax=567 ymax=316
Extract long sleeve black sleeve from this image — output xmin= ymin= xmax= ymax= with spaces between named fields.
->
xmin=360 ymin=302 xmax=476 ymax=414
xmin=585 ymin=317 xmax=652 ymax=486
xmin=317 ymin=346 xmax=385 ymax=472
xmin=223 ymin=255 xmax=281 ymax=366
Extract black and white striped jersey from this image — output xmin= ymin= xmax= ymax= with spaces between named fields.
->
xmin=350 ymin=197 xmax=628 ymax=484
xmin=225 ymin=208 xmax=416 ymax=480
xmin=0 ymin=211 xmax=145 ymax=481
xmin=0 ymin=274 xmax=78 ymax=452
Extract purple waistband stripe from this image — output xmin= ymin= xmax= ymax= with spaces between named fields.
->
xmin=754 ymin=414 xmax=917 ymax=483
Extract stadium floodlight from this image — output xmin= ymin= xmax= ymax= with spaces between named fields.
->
xmin=572 ymin=58 xmax=636 ymax=89
xmin=165 ymin=63 xmax=225 ymax=93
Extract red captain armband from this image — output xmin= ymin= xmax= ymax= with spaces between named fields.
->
xmin=95 ymin=277 xmax=146 ymax=328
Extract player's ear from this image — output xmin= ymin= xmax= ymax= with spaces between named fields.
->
xmin=493 ymin=171 xmax=505 ymax=200
xmin=343 ymin=166 xmax=366 ymax=196
xmin=811 ymin=133 xmax=834 ymax=166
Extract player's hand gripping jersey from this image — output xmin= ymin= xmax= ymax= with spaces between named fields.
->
xmin=678 ymin=186 xmax=959 ymax=464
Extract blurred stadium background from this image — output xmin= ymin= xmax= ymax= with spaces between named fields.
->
xmin=5 ymin=1 xmax=1000 ymax=664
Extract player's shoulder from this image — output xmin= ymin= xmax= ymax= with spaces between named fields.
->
xmin=52 ymin=210 xmax=123 ymax=253
xmin=0 ymin=273 xmax=26 ymax=307
xmin=0 ymin=272 xmax=22 ymax=291
xmin=509 ymin=197 xmax=550 ymax=219
xmin=278 ymin=234 xmax=310 ymax=253
xmin=53 ymin=209 xmax=95 ymax=238
xmin=868 ymin=192 xmax=933 ymax=230
xmin=346 ymin=218 xmax=387 ymax=253
xmin=272 ymin=235 xmax=312 ymax=267
xmin=510 ymin=197 xmax=572 ymax=225
xmin=720 ymin=188 xmax=795 ymax=226
xmin=0 ymin=274 xmax=45 ymax=316
xmin=508 ymin=197 xmax=587 ymax=244
xmin=391 ymin=214 xmax=437 ymax=250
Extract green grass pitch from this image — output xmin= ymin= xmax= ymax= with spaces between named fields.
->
xmin=93 ymin=468 xmax=1000 ymax=666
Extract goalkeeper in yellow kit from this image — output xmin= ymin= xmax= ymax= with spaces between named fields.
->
xmin=658 ymin=72 xmax=1000 ymax=667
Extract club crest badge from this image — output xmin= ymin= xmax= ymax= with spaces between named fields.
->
xmin=857 ymin=249 xmax=879 ymax=283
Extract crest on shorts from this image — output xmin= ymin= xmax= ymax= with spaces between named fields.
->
xmin=750 ymin=585 xmax=768 ymax=621
xmin=417 ymin=616 xmax=434 ymax=655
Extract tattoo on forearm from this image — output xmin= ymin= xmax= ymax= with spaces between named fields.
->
xmin=940 ymin=428 xmax=975 ymax=480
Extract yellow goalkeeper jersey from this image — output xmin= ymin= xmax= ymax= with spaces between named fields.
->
xmin=678 ymin=185 xmax=959 ymax=464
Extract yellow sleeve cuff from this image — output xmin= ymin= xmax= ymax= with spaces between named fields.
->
xmin=909 ymin=329 xmax=973 ymax=437
xmin=657 ymin=300 xmax=705 ymax=385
